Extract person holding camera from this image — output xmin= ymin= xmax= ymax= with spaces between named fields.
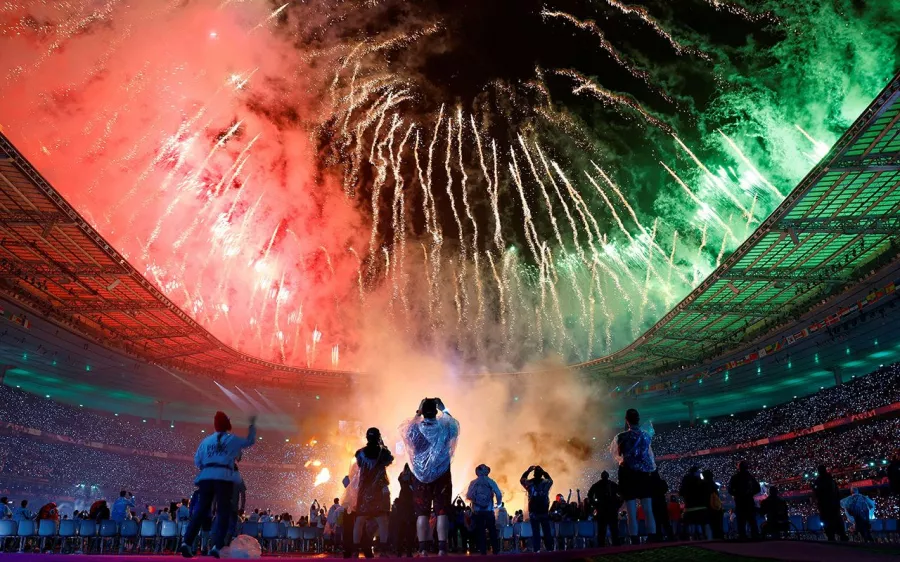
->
xmin=351 ymin=427 xmax=394 ymax=558
xmin=111 ymin=491 xmax=135 ymax=524
xmin=401 ymin=397 xmax=460 ymax=556
xmin=520 ymin=465 xmax=554 ymax=552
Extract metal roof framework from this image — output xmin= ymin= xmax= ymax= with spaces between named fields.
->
xmin=0 ymin=138 xmax=353 ymax=388
xmin=573 ymin=72 xmax=900 ymax=383
xmin=0 ymin=72 xmax=898 ymax=390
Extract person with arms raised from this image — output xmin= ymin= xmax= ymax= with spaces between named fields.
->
xmin=520 ymin=465 xmax=554 ymax=552
xmin=350 ymin=427 xmax=394 ymax=558
xmin=400 ymin=397 xmax=460 ymax=557
xmin=179 ymin=411 xmax=257 ymax=559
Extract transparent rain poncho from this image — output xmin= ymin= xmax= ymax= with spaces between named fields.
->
xmin=399 ymin=412 xmax=460 ymax=484
xmin=609 ymin=423 xmax=656 ymax=473
xmin=341 ymin=462 xmax=360 ymax=512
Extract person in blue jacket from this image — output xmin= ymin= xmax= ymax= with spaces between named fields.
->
xmin=179 ymin=411 xmax=256 ymax=559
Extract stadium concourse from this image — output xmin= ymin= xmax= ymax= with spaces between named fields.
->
xmin=1 ymin=30 xmax=900 ymax=562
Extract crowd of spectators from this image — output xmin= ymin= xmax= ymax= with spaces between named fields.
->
xmin=652 ymin=363 xmax=900 ymax=456
xmin=0 ymin=385 xmax=305 ymax=464
xmin=2 ymin=360 xmax=900 ymax=541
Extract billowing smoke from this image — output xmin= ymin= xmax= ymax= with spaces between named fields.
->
xmin=313 ymin=318 xmax=609 ymax=514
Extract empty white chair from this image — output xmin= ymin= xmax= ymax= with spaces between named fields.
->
xmin=16 ymin=519 xmax=36 ymax=553
xmin=576 ymin=520 xmax=597 ymax=549
xmin=57 ymin=519 xmax=78 ymax=554
xmin=119 ymin=519 xmax=139 ymax=554
xmin=98 ymin=520 xmax=119 ymax=554
xmin=77 ymin=520 xmax=97 ymax=553
xmin=138 ymin=519 xmax=158 ymax=552
xmin=38 ymin=519 xmax=57 ymax=552
xmin=0 ymin=520 xmax=17 ymax=551
xmin=261 ymin=521 xmax=280 ymax=552
xmin=159 ymin=520 xmax=179 ymax=553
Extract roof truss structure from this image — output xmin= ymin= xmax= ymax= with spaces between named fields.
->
xmin=572 ymin=72 xmax=900 ymax=383
xmin=0 ymin=137 xmax=352 ymax=389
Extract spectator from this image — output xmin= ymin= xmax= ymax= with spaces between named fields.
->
xmin=650 ymin=471 xmax=673 ymax=541
xmin=465 ymin=464 xmax=502 ymax=555
xmin=0 ymin=497 xmax=11 ymax=520
xmin=679 ymin=466 xmax=711 ymax=540
xmin=326 ymin=498 xmax=343 ymax=548
xmin=111 ymin=491 xmax=136 ymax=524
xmin=521 ymin=465 xmax=554 ymax=552
xmin=178 ymin=411 xmax=257 ymax=559
xmin=177 ymin=499 xmax=191 ymax=522
xmin=667 ymin=496 xmax=683 ymax=537
xmin=613 ymin=408 xmax=657 ymax=544
xmin=401 ymin=397 xmax=459 ymax=557
xmin=394 ymin=465 xmax=415 ymax=557
xmin=727 ymin=461 xmax=760 ymax=540
xmin=496 ymin=502 xmax=509 ymax=530
xmin=351 ymin=427 xmax=393 ymax=558
xmin=37 ymin=502 xmax=59 ymax=521
xmin=703 ymin=470 xmax=724 ymax=540
xmin=587 ymin=470 xmax=621 ymax=546
xmin=889 ymin=450 xmax=900 ymax=514
xmin=812 ymin=465 xmax=848 ymax=542
xmin=759 ymin=487 xmax=789 ymax=540
xmin=841 ymin=488 xmax=876 ymax=543
xmin=13 ymin=499 xmax=35 ymax=522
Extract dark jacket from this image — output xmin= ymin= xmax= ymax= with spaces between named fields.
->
xmin=759 ymin=495 xmax=788 ymax=524
xmin=728 ymin=470 xmax=760 ymax=504
xmin=888 ymin=460 xmax=900 ymax=495
xmin=521 ymin=471 xmax=553 ymax=516
xmin=587 ymin=478 xmax=621 ymax=515
xmin=680 ymin=470 xmax=709 ymax=510
xmin=812 ymin=472 xmax=841 ymax=512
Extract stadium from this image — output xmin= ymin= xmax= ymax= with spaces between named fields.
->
xmin=1 ymin=0 xmax=900 ymax=560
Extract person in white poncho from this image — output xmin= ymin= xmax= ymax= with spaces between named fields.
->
xmin=400 ymin=397 xmax=460 ymax=557
xmin=841 ymin=488 xmax=876 ymax=542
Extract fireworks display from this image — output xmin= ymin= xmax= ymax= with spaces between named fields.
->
xmin=0 ymin=0 xmax=898 ymax=372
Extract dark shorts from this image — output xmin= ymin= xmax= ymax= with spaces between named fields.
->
xmin=618 ymin=465 xmax=653 ymax=501
xmin=412 ymin=470 xmax=452 ymax=517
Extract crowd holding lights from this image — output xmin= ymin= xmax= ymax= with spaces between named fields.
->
xmin=0 ymin=364 xmax=899 ymax=530
xmin=652 ymin=365 xmax=900 ymax=456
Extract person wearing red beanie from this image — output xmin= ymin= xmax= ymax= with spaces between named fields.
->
xmin=179 ymin=411 xmax=256 ymax=559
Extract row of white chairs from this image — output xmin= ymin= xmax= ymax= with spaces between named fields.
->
xmin=497 ymin=521 xmax=600 ymax=551
xmin=0 ymin=518 xmax=187 ymax=554
xmin=238 ymin=521 xmax=325 ymax=553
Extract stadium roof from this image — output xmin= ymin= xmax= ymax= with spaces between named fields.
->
xmin=572 ymin=71 xmax=900 ymax=385
xmin=0 ymin=138 xmax=353 ymax=389
xmin=0 ymin=72 xmax=898 ymax=396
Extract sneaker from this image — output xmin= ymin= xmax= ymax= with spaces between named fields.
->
xmin=438 ymin=550 xmax=447 ymax=557
xmin=415 ymin=550 xmax=428 ymax=558
xmin=179 ymin=544 xmax=194 ymax=559
xmin=208 ymin=547 xmax=221 ymax=559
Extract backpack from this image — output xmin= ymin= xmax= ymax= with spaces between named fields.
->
xmin=471 ymin=480 xmax=494 ymax=510
xmin=710 ymin=492 xmax=722 ymax=511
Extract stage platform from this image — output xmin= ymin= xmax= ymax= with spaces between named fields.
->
xmin=3 ymin=541 xmax=900 ymax=561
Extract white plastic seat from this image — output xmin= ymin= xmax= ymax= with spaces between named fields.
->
xmin=37 ymin=519 xmax=57 ymax=552
xmin=16 ymin=519 xmax=36 ymax=552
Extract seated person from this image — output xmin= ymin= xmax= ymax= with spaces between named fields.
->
xmin=759 ymin=487 xmax=789 ymax=540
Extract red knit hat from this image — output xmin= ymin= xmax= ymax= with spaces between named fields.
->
xmin=214 ymin=411 xmax=232 ymax=433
